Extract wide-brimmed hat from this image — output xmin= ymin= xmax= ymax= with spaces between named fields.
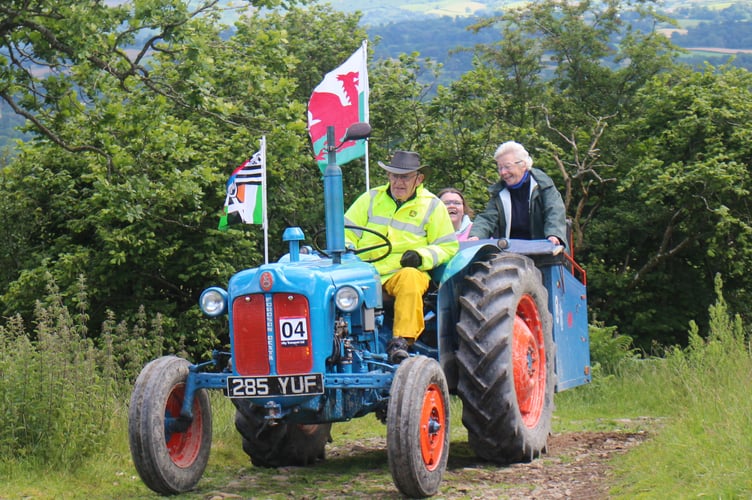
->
xmin=378 ymin=151 xmax=425 ymax=174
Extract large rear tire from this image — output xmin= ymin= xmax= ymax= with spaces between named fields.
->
xmin=233 ymin=400 xmax=331 ymax=467
xmin=128 ymin=356 xmax=212 ymax=494
xmin=456 ymin=253 xmax=555 ymax=463
xmin=387 ymin=356 xmax=450 ymax=498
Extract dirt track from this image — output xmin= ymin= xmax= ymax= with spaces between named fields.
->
xmin=474 ymin=431 xmax=649 ymax=499
xmin=323 ymin=429 xmax=650 ymax=499
xmin=204 ymin=427 xmax=650 ymax=499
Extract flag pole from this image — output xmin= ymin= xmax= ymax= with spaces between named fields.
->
xmin=365 ymin=140 xmax=370 ymax=192
xmin=260 ymin=136 xmax=269 ymax=264
xmin=361 ymin=39 xmax=370 ymax=192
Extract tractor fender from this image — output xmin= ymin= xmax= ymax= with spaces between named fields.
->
xmin=435 ymin=239 xmax=504 ymax=285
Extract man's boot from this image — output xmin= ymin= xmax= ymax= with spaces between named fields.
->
xmin=386 ymin=337 xmax=409 ymax=364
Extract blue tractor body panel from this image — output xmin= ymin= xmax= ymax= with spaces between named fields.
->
xmin=538 ymin=259 xmax=591 ymax=391
xmin=500 ymin=239 xmax=591 ymax=390
xmin=217 ymin=252 xmax=394 ymax=422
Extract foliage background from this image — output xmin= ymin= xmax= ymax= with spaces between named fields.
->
xmin=1 ymin=0 xmax=752 ymax=352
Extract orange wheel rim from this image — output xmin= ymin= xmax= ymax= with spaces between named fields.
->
xmin=165 ymin=384 xmax=203 ymax=467
xmin=419 ymin=383 xmax=446 ymax=471
xmin=512 ymin=294 xmax=547 ymax=428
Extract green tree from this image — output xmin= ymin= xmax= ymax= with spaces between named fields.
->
xmin=459 ymin=0 xmax=681 ymax=248
xmin=424 ymin=0 xmax=751 ymax=348
xmin=234 ymin=4 xmax=368 ymax=229
xmin=4 ymin=0 xmax=752 ymax=357
xmin=0 ymin=0 xmax=368 ymax=356
xmin=366 ymin=53 xmax=438 ymax=183
xmin=587 ymin=63 xmax=752 ymax=347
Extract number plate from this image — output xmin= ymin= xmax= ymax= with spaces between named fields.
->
xmin=227 ymin=373 xmax=324 ymax=398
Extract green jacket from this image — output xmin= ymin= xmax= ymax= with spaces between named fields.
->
xmin=344 ymin=184 xmax=459 ymax=282
xmin=468 ymin=168 xmax=568 ymax=247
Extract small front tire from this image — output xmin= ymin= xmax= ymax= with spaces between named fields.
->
xmin=387 ymin=356 xmax=450 ymax=498
xmin=128 ymin=356 xmax=212 ymax=494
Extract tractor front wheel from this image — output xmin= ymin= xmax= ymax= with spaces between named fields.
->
xmin=456 ymin=252 xmax=555 ymax=463
xmin=128 ymin=356 xmax=212 ymax=494
xmin=387 ymin=355 xmax=450 ymax=498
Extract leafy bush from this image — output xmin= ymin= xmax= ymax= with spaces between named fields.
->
xmin=0 ymin=276 xmax=163 ymax=469
xmin=611 ymin=274 xmax=752 ymax=496
xmin=588 ymin=322 xmax=639 ymax=376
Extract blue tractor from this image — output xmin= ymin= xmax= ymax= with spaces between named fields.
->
xmin=128 ymin=123 xmax=591 ymax=497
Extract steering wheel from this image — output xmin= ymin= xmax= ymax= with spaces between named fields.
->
xmin=312 ymin=224 xmax=392 ymax=263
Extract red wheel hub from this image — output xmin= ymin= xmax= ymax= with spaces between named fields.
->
xmin=512 ymin=294 xmax=547 ymax=428
xmin=164 ymin=384 xmax=204 ymax=467
xmin=419 ymin=383 xmax=447 ymax=471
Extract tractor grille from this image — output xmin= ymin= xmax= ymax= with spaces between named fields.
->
xmin=232 ymin=294 xmax=270 ymax=375
xmin=232 ymin=293 xmax=313 ymax=376
xmin=272 ymin=293 xmax=313 ymax=374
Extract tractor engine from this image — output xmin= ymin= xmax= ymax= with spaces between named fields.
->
xmin=201 ymin=234 xmax=390 ymax=424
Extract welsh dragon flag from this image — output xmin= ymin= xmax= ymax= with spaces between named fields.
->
xmin=308 ymin=41 xmax=369 ymax=171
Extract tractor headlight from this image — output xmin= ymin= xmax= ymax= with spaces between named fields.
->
xmin=335 ymin=285 xmax=361 ymax=312
xmin=199 ymin=287 xmax=228 ymax=317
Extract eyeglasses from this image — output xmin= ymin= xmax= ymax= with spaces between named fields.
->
xmin=388 ymin=172 xmax=419 ymax=182
xmin=497 ymin=160 xmax=524 ymax=171
xmin=442 ymin=200 xmax=463 ymax=206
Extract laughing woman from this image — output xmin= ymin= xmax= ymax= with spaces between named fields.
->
xmin=438 ymin=187 xmax=474 ymax=241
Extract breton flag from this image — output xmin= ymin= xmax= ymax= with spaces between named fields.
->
xmin=218 ymin=137 xmax=267 ymax=231
xmin=307 ymin=40 xmax=369 ymax=173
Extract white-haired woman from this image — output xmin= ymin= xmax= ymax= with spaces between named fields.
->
xmin=468 ymin=141 xmax=567 ymax=246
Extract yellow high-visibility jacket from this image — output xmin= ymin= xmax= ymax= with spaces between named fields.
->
xmin=345 ymin=184 xmax=459 ymax=282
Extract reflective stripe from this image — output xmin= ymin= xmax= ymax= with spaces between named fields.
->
xmin=365 ymin=189 xmax=429 ymax=236
xmin=390 ymin=218 xmax=425 ymax=236
xmin=366 ymin=191 xmax=392 ymax=226
xmin=366 ymin=190 xmax=379 ymax=219
xmin=344 ymin=215 xmax=364 ymax=238
xmin=432 ymin=233 xmax=457 ymax=245
xmin=367 ymin=215 xmax=392 ymax=226
xmin=425 ymin=247 xmax=439 ymax=266
xmin=419 ymin=198 xmax=440 ymax=229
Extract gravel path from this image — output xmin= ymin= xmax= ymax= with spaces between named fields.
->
xmin=473 ymin=430 xmax=650 ymax=499
xmin=206 ymin=428 xmax=650 ymax=499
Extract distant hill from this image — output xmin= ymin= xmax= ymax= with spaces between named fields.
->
xmin=359 ymin=0 xmax=752 ymax=86
xmin=321 ymin=0 xmax=513 ymax=25
xmin=367 ymin=15 xmax=500 ymax=83
xmin=0 ymin=105 xmax=28 ymax=153
xmin=320 ymin=0 xmax=752 ymax=28
xmin=3 ymin=1 xmax=751 ymax=150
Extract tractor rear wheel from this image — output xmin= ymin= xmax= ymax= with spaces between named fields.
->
xmin=387 ymin=356 xmax=450 ymax=498
xmin=456 ymin=253 xmax=555 ymax=463
xmin=128 ymin=356 xmax=212 ymax=494
xmin=232 ymin=400 xmax=331 ymax=467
